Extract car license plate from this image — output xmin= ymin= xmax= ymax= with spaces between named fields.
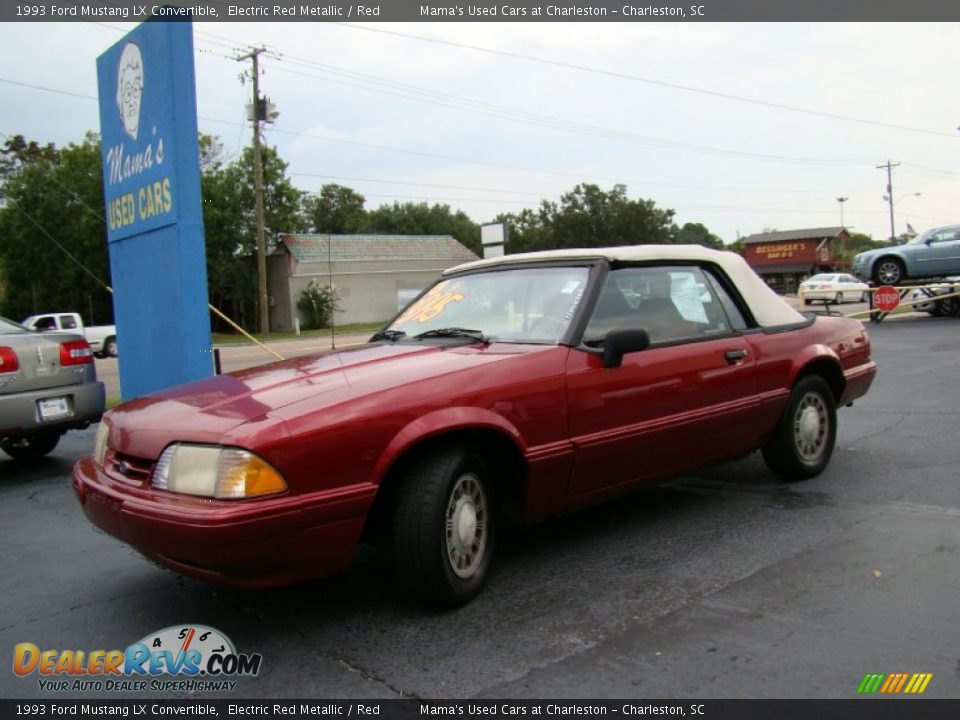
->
xmin=38 ymin=396 xmax=70 ymax=421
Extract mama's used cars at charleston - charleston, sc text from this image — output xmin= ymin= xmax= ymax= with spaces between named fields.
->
xmin=73 ymin=245 xmax=876 ymax=606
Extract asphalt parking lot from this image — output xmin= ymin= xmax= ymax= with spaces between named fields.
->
xmin=2 ymin=315 xmax=959 ymax=700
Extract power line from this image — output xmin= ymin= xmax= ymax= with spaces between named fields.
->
xmin=334 ymin=23 xmax=957 ymax=139
xmin=266 ymin=60 xmax=867 ymax=167
xmin=290 ymin=172 xmax=874 ymax=197
xmin=0 ymin=77 xmax=865 ymax=194
xmin=3 ymin=76 xmax=953 ymax=233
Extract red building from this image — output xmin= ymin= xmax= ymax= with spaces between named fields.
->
xmin=741 ymin=227 xmax=850 ymax=293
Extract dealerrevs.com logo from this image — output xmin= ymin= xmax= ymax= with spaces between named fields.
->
xmin=13 ymin=625 xmax=262 ymax=693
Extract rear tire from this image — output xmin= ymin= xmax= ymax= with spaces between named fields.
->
xmin=391 ymin=446 xmax=496 ymax=607
xmin=834 ymin=292 xmax=843 ymax=304
xmin=762 ymin=376 xmax=836 ymax=481
xmin=104 ymin=337 xmax=118 ymax=358
xmin=1 ymin=431 xmax=62 ymax=460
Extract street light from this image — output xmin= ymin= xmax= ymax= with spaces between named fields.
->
xmin=836 ymin=196 xmax=848 ymax=228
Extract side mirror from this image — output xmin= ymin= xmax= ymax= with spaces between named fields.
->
xmin=603 ymin=329 xmax=650 ymax=369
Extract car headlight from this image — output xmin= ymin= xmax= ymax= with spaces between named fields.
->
xmin=152 ymin=444 xmax=287 ymax=499
xmin=93 ymin=420 xmax=110 ymax=468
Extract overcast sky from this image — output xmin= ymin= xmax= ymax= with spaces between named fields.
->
xmin=2 ymin=20 xmax=958 ymax=244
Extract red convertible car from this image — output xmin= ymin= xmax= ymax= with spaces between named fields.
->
xmin=74 ymin=246 xmax=876 ymax=606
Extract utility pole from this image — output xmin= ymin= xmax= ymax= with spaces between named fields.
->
xmin=877 ymin=160 xmax=899 ymax=245
xmin=237 ymin=47 xmax=269 ymax=336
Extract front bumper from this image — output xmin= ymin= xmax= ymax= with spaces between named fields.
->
xmin=850 ymin=258 xmax=870 ymax=280
xmin=0 ymin=381 xmax=105 ymax=438
xmin=72 ymin=457 xmax=377 ymax=587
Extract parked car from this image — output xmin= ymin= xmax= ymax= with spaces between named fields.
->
xmin=0 ymin=316 xmax=105 ymax=460
xmin=852 ymin=224 xmax=960 ymax=285
xmin=910 ymin=277 xmax=960 ymax=316
xmin=798 ymin=273 xmax=869 ymax=304
xmin=22 ymin=312 xmax=118 ymax=358
xmin=73 ymin=246 xmax=876 ymax=606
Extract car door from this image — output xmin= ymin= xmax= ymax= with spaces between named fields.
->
xmin=565 ymin=264 xmax=759 ymax=501
xmin=839 ymin=274 xmax=861 ymax=301
xmin=916 ymin=228 xmax=960 ymax=277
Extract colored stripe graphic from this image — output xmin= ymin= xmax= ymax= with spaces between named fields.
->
xmin=857 ymin=672 xmax=932 ymax=694
xmin=857 ymin=673 xmax=885 ymax=694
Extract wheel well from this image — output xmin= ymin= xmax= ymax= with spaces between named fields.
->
xmin=361 ymin=428 xmax=528 ymax=545
xmin=795 ymin=359 xmax=844 ymax=402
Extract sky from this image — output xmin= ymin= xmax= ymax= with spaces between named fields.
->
xmin=1 ymin=20 xmax=958 ymax=245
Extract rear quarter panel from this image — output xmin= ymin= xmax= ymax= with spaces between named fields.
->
xmin=746 ymin=316 xmax=873 ymax=438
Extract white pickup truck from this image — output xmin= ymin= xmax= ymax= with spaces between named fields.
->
xmin=22 ymin=312 xmax=118 ymax=358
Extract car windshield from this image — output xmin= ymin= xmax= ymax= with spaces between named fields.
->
xmin=384 ymin=266 xmax=591 ymax=344
xmin=0 ymin=316 xmax=29 ymax=335
xmin=807 ymin=274 xmax=836 ymax=282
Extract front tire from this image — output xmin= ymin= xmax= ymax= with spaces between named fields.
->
xmin=938 ymin=297 xmax=960 ymax=317
xmin=762 ymin=376 xmax=837 ymax=481
xmin=873 ymin=258 xmax=905 ymax=286
xmin=392 ymin=446 xmax=496 ymax=607
xmin=1 ymin=431 xmax=61 ymax=460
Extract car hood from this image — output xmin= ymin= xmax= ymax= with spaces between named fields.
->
xmin=103 ymin=341 xmax=552 ymax=459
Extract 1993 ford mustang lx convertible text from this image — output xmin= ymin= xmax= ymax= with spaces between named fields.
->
xmin=73 ymin=246 xmax=876 ymax=606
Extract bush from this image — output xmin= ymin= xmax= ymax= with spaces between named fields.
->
xmin=297 ymin=281 xmax=341 ymax=329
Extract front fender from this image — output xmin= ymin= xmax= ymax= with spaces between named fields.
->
xmin=369 ymin=406 xmax=527 ymax=487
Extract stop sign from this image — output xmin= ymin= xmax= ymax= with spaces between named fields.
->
xmin=874 ymin=286 xmax=900 ymax=313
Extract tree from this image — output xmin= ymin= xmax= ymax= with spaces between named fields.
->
xmin=362 ymin=201 xmax=481 ymax=255
xmin=498 ymin=184 xmax=676 ymax=253
xmin=202 ymin=141 xmax=306 ymax=331
xmin=0 ymin=133 xmax=113 ymax=323
xmin=303 ymin=184 xmax=366 ymax=233
xmin=0 ymin=134 xmax=57 ymax=184
xmin=674 ymin=222 xmax=725 ymax=249
xmin=200 ymin=138 xmax=248 ymax=329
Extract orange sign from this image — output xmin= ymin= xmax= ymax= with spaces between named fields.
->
xmin=396 ymin=282 xmax=465 ymax=324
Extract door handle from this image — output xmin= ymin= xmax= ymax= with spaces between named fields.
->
xmin=725 ymin=349 xmax=748 ymax=364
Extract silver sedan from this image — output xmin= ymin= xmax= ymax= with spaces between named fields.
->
xmin=0 ymin=316 xmax=105 ymax=460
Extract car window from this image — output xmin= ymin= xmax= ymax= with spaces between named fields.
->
xmin=59 ymin=315 xmax=78 ymax=329
xmin=704 ymin=272 xmax=750 ymax=331
xmin=808 ymin=274 xmax=835 ymax=282
xmin=583 ymin=265 xmax=735 ymax=345
xmin=32 ymin=316 xmax=56 ymax=331
xmin=387 ymin=266 xmax=591 ymax=344
xmin=931 ymin=229 xmax=960 ymax=244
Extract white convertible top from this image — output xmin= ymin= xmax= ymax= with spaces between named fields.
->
xmin=445 ymin=245 xmax=806 ymax=328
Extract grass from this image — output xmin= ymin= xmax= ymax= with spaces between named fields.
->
xmin=211 ymin=321 xmax=384 ymax=346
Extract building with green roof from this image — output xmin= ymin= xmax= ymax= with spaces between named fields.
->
xmin=268 ymin=233 xmax=479 ymax=329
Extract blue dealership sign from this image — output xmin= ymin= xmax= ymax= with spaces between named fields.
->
xmin=97 ymin=20 xmax=212 ymax=399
